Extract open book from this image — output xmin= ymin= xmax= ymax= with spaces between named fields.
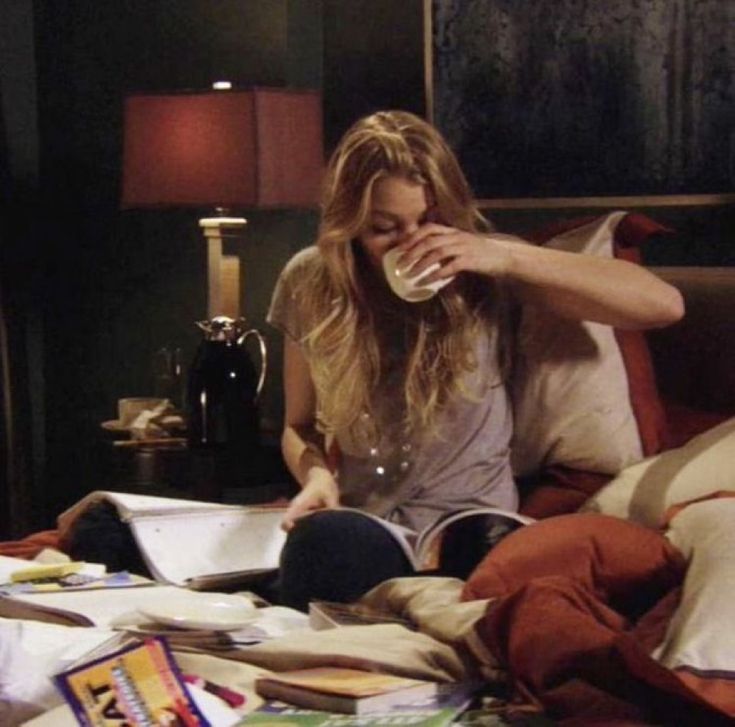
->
xmin=254 ymin=667 xmax=439 ymax=715
xmin=58 ymin=490 xmax=288 ymax=590
xmin=59 ymin=491 xmax=532 ymax=590
xmin=346 ymin=506 xmax=534 ymax=576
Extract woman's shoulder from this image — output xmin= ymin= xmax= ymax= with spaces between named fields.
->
xmin=279 ymin=245 xmax=324 ymax=280
xmin=274 ymin=245 xmax=329 ymax=306
xmin=268 ymin=245 xmax=328 ymax=338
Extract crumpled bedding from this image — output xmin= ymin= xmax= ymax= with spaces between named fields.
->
xmin=460 ymin=511 xmax=735 ymax=725
xmin=188 ymin=578 xmax=484 ymax=684
xmin=4 ymin=498 xmax=735 ymax=724
xmin=234 ymin=510 xmax=734 ymax=725
xmin=0 ymin=531 xmax=60 ymax=561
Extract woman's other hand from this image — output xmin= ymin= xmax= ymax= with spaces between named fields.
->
xmin=282 ymin=469 xmax=340 ymax=531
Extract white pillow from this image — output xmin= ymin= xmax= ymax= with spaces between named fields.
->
xmin=654 ymin=498 xmax=735 ymax=717
xmin=581 ymin=417 xmax=735 ymax=527
xmin=510 ymin=211 xmax=646 ymax=476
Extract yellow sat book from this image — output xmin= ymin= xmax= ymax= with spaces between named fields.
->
xmin=255 ymin=667 xmax=438 ymax=715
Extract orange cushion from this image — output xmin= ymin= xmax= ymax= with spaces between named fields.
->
xmin=461 ymin=513 xmax=686 ymax=617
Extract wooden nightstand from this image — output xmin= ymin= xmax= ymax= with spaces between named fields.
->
xmin=102 ymin=435 xmax=296 ymax=505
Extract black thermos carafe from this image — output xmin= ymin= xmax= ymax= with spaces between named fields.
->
xmin=187 ymin=316 xmax=267 ymax=459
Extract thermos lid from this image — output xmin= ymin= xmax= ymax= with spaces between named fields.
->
xmin=195 ymin=316 xmax=248 ymax=342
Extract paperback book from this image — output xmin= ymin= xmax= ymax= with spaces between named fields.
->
xmin=241 ymin=681 xmax=479 ymax=726
xmin=254 ymin=667 xmax=440 ymax=715
xmin=0 ymin=569 xmax=150 ymax=596
xmin=308 ymin=600 xmax=416 ymax=630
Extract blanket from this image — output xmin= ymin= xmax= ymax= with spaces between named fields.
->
xmin=462 ymin=512 xmax=735 ymax=725
xmin=3 ymin=466 xmax=735 ymax=723
xmin=0 ymin=530 xmax=60 ymax=560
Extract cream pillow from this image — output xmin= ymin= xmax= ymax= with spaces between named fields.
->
xmin=511 ymin=211 xmax=646 ymax=477
xmin=654 ymin=498 xmax=735 ymax=718
xmin=581 ymin=417 xmax=735 ymax=527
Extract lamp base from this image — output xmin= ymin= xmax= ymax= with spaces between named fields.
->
xmin=199 ymin=216 xmax=247 ymax=320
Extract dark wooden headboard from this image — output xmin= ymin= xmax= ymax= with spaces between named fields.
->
xmin=647 ymin=267 xmax=735 ymax=414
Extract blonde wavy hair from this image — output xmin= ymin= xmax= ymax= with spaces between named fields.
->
xmin=297 ymin=111 xmax=503 ymax=449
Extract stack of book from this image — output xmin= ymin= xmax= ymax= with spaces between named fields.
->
xmin=244 ymin=667 xmax=481 ymax=726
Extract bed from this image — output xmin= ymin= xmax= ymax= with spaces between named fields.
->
xmin=2 ymin=212 xmax=734 ymax=725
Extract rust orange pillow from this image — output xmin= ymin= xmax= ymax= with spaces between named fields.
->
xmin=461 ymin=512 xmax=687 ymax=617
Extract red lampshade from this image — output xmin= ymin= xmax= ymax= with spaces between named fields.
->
xmin=121 ymin=87 xmax=323 ymax=209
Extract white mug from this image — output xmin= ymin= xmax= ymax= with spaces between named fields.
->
xmin=382 ymin=248 xmax=455 ymax=302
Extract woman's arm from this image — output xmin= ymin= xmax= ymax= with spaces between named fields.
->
xmin=398 ymin=227 xmax=684 ymax=330
xmin=492 ymin=234 xmax=685 ymax=330
xmin=281 ymin=337 xmax=340 ymax=530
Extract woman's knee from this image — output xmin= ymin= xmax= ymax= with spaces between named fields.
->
xmin=278 ymin=509 xmax=413 ymax=611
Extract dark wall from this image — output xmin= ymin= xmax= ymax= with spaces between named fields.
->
xmin=323 ymin=0 xmax=426 ymax=151
xmin=0 ymin=0 xmax=41 ymax=536
xmin=433 ymin=0 xmax=735 ymax=198
xmin=432 ymin=0 xmax=735 ymax=266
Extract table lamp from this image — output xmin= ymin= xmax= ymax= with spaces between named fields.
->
xmin=121 ymin=85 xmax=323 ymax=319
xmin=119 ymin=86 xmax=323 ymax=471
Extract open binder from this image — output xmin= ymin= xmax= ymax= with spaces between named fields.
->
xmin=58 ymin=491 xmax=288 ymax=590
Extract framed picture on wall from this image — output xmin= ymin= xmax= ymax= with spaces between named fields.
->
xmin=427 ymin=0 xmax=734 ymax=207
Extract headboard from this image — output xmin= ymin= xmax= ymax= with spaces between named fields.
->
xmin=647 ymin=267 xmax=735 ymax=415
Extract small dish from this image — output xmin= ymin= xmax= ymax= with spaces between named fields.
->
xmin=140 ymin=593 xmax=258 ymax=631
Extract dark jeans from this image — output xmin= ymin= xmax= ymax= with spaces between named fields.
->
xmin=278 ymin=509 xmax=415 ymax=612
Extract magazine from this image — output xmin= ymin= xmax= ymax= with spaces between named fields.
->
xmin=53 ymin=636 xmax=206 ymax=725
xmin=344 ymin=507 xmax=534 ymax=574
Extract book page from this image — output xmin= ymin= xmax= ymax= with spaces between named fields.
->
xmin=415 ymin=507 xmax=535 ymax=572
xmin=129 ymin=508 xmax=287 ymax=585
xmin=57 ymin=490 xmax=239 ymax=530
xmin=258 ymin=667 xmax=430 ymax=697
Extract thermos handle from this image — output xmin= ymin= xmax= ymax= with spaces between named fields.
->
xmin=238 ymin=328 xmax=268 ymax=402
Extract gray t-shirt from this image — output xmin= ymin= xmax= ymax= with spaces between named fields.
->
xmin=267 ymin=246 xmax=517 ymax=532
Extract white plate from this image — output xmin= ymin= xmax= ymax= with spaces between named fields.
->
xmin=140 ymin=593 xmax=258 ymax=631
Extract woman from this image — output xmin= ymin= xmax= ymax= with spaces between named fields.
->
xmin=267 ymin=110 xmax=683 ymax=610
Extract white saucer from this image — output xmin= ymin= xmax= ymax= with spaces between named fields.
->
xmin=140 ymin=593 xmax=258 ymax=631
